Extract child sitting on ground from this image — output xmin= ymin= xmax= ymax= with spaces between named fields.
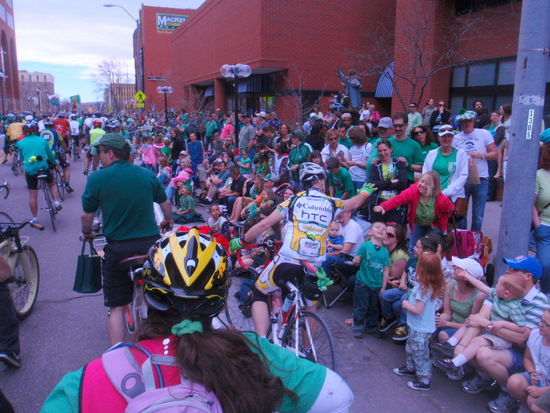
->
xmin=172 ymin=185 xmax=204 ymax=224
xmin=207 ymin=204 xmax=230 ymax=237
xmin=434 ymin=270 xmax=527 ymax=378
xmin=327 ymin=220 xmax=344 ymax=254
xmin=351 ymin=221 xmax=390 ymax=339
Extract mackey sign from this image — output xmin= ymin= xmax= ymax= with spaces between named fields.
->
xmin=156 ymin=13 xmax=189 ymax=31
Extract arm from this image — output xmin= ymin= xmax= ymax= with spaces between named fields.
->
xmin=455 ymin=269 xmax=490 ymax=295
xmin=470 ymin=142 xmax=498 ymax=161
xmin=380 ymin=265 xmax=390 ymax=293
xmin=402 ymin=298 xmax=426 ymax=315
xmin=352 ymin=254 xmax=362 ymax=266
xmin=389 ymin=258 xmax=407 ymax=283
xmin=81 ymin=211 xmax=96 ymax=239
xmin=533 ymin=194 xmax=541 ymax=229
xmin=158 ymin=199 xmax=174 ymax=233
xmin=490 ymin=320 xmax=528 ymax=335
xmin=243 ymin=210 xmax=284 ymax=244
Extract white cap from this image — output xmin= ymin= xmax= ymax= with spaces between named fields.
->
xmin=452 ymin=256 xmax=484 ymax=280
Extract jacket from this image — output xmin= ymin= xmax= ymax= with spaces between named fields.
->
xmin=422 ymin=147 xmax=468 ymax=202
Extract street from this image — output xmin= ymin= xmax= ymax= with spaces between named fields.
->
xmin=0 ymin=156 xmax=503 ymax=412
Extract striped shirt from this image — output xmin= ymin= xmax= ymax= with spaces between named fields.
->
xmin=520 ymin=286 xmax=550 ymax=330
xmin=484 ymin=288 xmax=526 ymax=326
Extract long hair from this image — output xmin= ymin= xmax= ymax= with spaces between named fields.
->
xmin=420 ymin=170 xmax=443 ymax=197
xmin=138 ymin=311 xmax=296 ymax=413
xmin=415 ymin=252 xmax=445 ymax=300
xmin=387 ymin=223 xmax=408 ymax=254
xmin=540 ymin=143 xmax=550 ymax=171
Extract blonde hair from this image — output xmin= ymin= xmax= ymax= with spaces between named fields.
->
xmin=420 ymin=171 xmax=442 ymax=197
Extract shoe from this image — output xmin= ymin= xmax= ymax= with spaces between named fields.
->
xmin=0 ymin=352 xmax=21 ymax=368
xmin=83 ymin=168 xmax=88 ymax=175
xmin=407 ymin=380 xmax=430 ymax=391
xmin=431 ymin=341 xmax=455 ymax=359
xmin=353 ymin=329 xmax=364 ymax=339
xmin=345 ymin=318 xmax=353 ymax=326
xmin=488 ymin=391 xmax=520 ymax=413
xmin=29 ymin=218 xmax=38 ymax=224
xmin=198 ymin=199 xmax=212 ymax=205
xmin=365 ymin=329 xmax=384 ymax=338
xmin=55 ymin=203 xmax=62 ymax=211
xmin=392 ymin=325 xmax=409 ymax=342
xmin=393 ymin=365 xmax=415 ymax=377
xmin=66 ymin=185 xmax=74 ymax=193
xmin=461 ymin=374 xmax=497 ymax=394
xmin=434 ymin=357 xmax=461 ymax=376
xmin=378 ymin=316 xmax=397 ymax=333
xmin=2 ymin=158 xmax=7 ymax=164
xmin=446 ymin=366 xmax=465 ymax=381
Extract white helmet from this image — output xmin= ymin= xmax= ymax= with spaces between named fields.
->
xmin=25 ymin=115 xmax=33 ymax=121
xmin=299 ymin=162 xmax=327 ymax=183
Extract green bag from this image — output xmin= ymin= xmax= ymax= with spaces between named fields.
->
xmin=73 ymin=241 xmax=102 ymax=293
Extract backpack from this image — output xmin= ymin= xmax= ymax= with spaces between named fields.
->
xmin=102 ymin=343 xmax=224 ymax=413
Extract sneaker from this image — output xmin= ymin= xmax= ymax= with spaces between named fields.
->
xmin=365 ymin=329 xmax=384 ymax=338
xmin=446 ymin=365 xmax=465 ymax=381
xmin=378 ymin=316 xmax=397 ymax=333
xmin=393 ymin=366 xmax=415 ymax=377
xmin=488 ymin=391 xmax=520 ymax=413
xmin=83 ymin=168 xmax=88 ymax=175
xmin=431 ymin=341 xmax=455 ymax=359
xmin=29 ymin=218 xmax=39 ymax=224
xmin=407 ymin=380 xmax=430 ymax=391
xmin=434 ymin=357 xmax=461 ymax=376
xmin=0 ymin=352 xmax=21 ymax=368
xmin=353 ymin=329 xmax=364 ymax=339
xmin=1 ymin=158 xmax=7 ymax=164
xmin=66 ymin=185 xmax=74 ymax=193
xmin=461 ymin=374 xmax=497 ymax=394
xmin=392 ymin=325 xmax=409 ymax=342
xmin=55 ymin=203 xmax=62 ymax=211
xmin=198 ymin=198 xmax=212 ymax=205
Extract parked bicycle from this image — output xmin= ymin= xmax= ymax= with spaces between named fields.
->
xmin=0 ymin=216 xmax=44 ymax=319
xmin=227 ymin=239 xmax=337 ymax=371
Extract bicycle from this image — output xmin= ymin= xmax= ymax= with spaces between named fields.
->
xmin=9 ymin=144 xmax=23 ymax=177
xmin=0 ymin=217 xmax=44 ymax=319
xmin=37 ymin=169 xmax=58 ymax=232
xmin=227 ymin=239 xmax=337 ymax=371
xmin=69 ymin=137 xmax=80 ymax=163
xmin=0 ymin=179 xmax=10 ymax=200
xmin=119 ymin=255 xmax=148 ymax=334
xmin=53 ymin=164 xmax=66 ymax=201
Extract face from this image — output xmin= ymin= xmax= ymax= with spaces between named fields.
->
xmin=180 ymin=186 xmax=190 ymax=196
xmin=337 ymin=210 xmax=350 ymax=223
xmin=241 ymin=150 xmax=248 ymax=159
xmin=439 ymin=133 xmax=454 ymax=147
xmin=409 ymin=103 xmax=417 ymax=113
xmin=428 ymin=99 xmax=434 ymax=106
xmin=210 ymin=206 xmax=220 ymax=218
xmin=474 ymin=101 xmax=483 ymax=112
xmin=377 ymin=143 xmax=392 ymax=161
xmin=491 ymin=112 xmax=500 ymax=123
xmin=539 ymin=311 xmax=550 ymax=334
xmin=283 ymin=188 xmax=294 ymax=200
xmin=393 ymin=119 xmax=406 ymax=137
xmin=413 ymin=128 xmax=425 ymax=143
xmin=369 ymin=222 xmax=387 ymax=240
xmin=438 ymin=101 xmax=445 ymax=109
xmin=337 ymin=127 xmax=346 ymax=139
xmin=413 ymin=240 xmax=424 ymax=258
xmin=461 ymin=119 xmax=475 ymax=134
xmin=311 ymin=155 xmax=322 ymax=165
xmin=280 ymin=124 xmax=288 ymax=135
xmin=329 ymin=222 xmax=340 ymax=238
xmin=327 ymin=134 xmax=339 ymax=148
xmin=378 ymin=126 xmax=391 ymax=139
xmin=383 ymin=226 xmax=397 ymax=247
xmin=343 ymin=117 xmax=352 ymax=126
xmin=189 ymin=133 xmax=197 ymax=142
xmin=418 ymin=175 xmax=433 ymax=196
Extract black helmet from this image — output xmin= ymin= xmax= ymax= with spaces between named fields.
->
xmin=22 ymin=122 xmax=38 ymax=135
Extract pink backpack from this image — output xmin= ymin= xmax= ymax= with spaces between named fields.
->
xmin=102 ymin=343 xmax=223 ymax=413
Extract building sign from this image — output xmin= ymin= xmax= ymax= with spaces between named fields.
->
xmin=156 ymin=13 xmax=188 ymax=31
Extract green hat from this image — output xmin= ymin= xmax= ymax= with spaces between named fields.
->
xmin=91 ymin=133 xmax=129 ymax=155
xmin=455 ymin=109 xmax=477 ymax=123
xmin=262 ymin=173 xmax=274 ymax=181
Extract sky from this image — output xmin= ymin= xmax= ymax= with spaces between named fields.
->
xmin=14 ymin=0 xmax=206 ymax=103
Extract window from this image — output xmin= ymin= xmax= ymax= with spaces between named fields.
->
xmin=498 ymin=60 xmax=516 ymax=85
xmin=468 ymin=63 xmax=496 ymax=87
xmin=452 ymin=66 xmax=466 ymax=88
xmin=455 ymin=0 xmax=520 ymax=14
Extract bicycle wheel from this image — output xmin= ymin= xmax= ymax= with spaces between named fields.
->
xmin=223 ymin=274 xmax=256 ymax=332
xmin=125 ymin=278 xmax=147 ymax=334
xmin=0 ymin=212 xmax=13 ymax=223
xmin=11 ymin=154 xmax=18 ymax=176
xmin=9 ymin=245 xmax=40 ymax=320
xmin=55 ymin=170 xmax=66 ymax=201
xmin=42 ymin=183 xmax=56 ymax=232
xmin=282 ymin=310 xmax=337 ymax=371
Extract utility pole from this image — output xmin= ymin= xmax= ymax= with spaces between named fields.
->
xmin=494 ymin=0 xmax=550 ymax=279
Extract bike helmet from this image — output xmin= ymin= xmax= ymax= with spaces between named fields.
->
xmin=299 ymin=162 xmax=327 ymax=182
xmin=104 ymin=118 xmax=121 ymax=132
xmin=22 ymin=122 xmax=38 ymax=135
xmin=92 ymin=119 xmax=102 ymax=127
xmin=25 ymin=115 xmax=33 ymax=122
xmin=143 ymin=228 xmax=231 ymax=317
xmin=44 ymin=117 xmax=53 ymax=127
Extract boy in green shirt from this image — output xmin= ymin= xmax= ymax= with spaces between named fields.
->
xmin=327 ymin=157 xmax=355 ymax=199
xmin=351 ymin=221 xmax=390 ymax=338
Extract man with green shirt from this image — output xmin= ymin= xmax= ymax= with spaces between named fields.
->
xmin=80 ymin=133 xmax=173 ymax=346
xmin=327 ymin=157 xmax=355 ymax=199
xmin=406 ymin=102 xmax=422 ymax=136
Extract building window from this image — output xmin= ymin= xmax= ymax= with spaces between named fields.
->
xmin=498 ymin=59 xmax=516 ymax=85
xmin=452 ymin=66 xmax=466 ymax=88
xmin=455 ymin=0 xmax=520 ymax=15
xmin=468 ymin=62 xmax=496 ymax=87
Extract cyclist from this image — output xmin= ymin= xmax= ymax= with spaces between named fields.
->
xmin=231 ymin=162 xmax=376 ymax=337
xmin=17 ymin=122 xmax=62 ymax=223
xmin=83 ymin=119 xmax=105 ymax=175
xmin=52 ymin=113 xmax=71 ymax=151
xmin=42 ymin=229 xmax=354 ymax=412
xmin=68 ymin=114 xmax=81 ymax=159
xmin=3 ymin=116 xmax=23 ymax=164
xmin=41 ymin=118 xmax=74 ymax=193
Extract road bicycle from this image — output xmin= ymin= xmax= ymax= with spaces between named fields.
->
xmin=119 ymin=254 xmax=148 ymax=334
xmin=53 ymin=164 xmax=67 ymax=201
xmin=227 ymin=239 xmax=337 ymax=371
xmin=9 ymin=144 xmax=23 ymax=177
xmin=0 ymin=216 xmax=44 ymax=319
xmin=69 ymin=137 xmax=80 ymax=163
xmin=37 ymin=169 xmax=58 ymax=232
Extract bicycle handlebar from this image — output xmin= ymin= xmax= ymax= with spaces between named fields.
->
xmin=0 ymin=220 xmax=44 ymax=234
xmin=235 ymin=239 xmax=282 ymax=270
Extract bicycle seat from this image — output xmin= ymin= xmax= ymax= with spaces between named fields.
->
xmin=118 ymin=255 xmax=147 ymax=269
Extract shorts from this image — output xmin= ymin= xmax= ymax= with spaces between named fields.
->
xmin=25 ymin=170 xmax=53 ymax=190
xmin=102 ymin=235 xmax=159 ymax=308
xmin=480 ymin=329 xmax=512 ymax=350
xmin=506 ymin=348 xmax=525 ymax=376
xmin=56 ymin=152 xmax=68 ymax=169
xmin=535 ymin=387 xmax=550 ymax=411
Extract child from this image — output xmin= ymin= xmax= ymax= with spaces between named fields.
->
xmin=351 ymin=221 xmax=390 ymax=339
xmin=237 ymin=149 xmax=252 ymax=179
xmin=326 ymin=157 xmax=355 ymax=200
xmin=157 ymin=156 xmax=172 ymax=187
xmin=327 ymin=220 xmax=344 ymax=254
xmin=207 ymin=204 xmax=229 ymax=236
xmin=393 ymin=252 xmax=445 ymax=391
xmin=161 ymin=137 xmax=172 ymax=162
xmin=246 ymin=188 xmax=275 ymax=221
xmin=172 ymin=185 xmax=204 ymax=224
xmin=434 ymin=270 xmax=527 ymax=378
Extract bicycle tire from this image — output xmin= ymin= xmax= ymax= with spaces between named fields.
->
xmin=10 ymin=245 xmax=40 ymax=320
xmin=42 ymin=183 xmax=56 ymax=232
xmin=125 ymin=278 xmax=147 ymax=334
xmin=281 ymin=310 xmax=337 ymax=372
xmin=11 ymin=155 xmax=18 ymax=177
xmin=0 ymin=212 xmax=14 ymax=223
xmin=223 ymin=276 xmax=256 ymax=332
xmin=55 ymin=170 xmax=66 ymax=201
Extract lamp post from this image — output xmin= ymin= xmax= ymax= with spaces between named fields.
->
xmin=36 ymin=85 xmax=42 ymax=113
xmin=220 ymin=64 xmax=252 ymax=144
xmin=103 ymin=4 xmax=143 ymax=102
xmin=157 ymin=86 xmax=173 ymax=125
xmin=0 ymin=72 xmax=6 ymax=118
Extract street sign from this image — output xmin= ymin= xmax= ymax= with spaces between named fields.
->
xmin=137 ymin=103 xmax=145 ymax=108
xmin=135 ymin=91 xmax=147 ymax=102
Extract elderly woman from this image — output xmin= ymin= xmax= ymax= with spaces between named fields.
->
xmin=321 ymin=129 xmax=350 ymax=164
xmin=533 ymin=143 xmax=550 ymax=294
xmin=422 ymin=125 xmax=469 ymax=204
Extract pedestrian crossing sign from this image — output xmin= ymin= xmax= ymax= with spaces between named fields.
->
xmin=135 ymin=91 xmax=147 ymax=102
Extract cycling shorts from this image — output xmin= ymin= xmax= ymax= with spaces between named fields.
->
xmin=25 ymin=169 xmax=53 ymax=190
xmin=56 ymin=152 xmax=68 ymax=169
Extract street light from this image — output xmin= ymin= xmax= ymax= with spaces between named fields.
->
xmin=103 ymin=4 xmax=143 ymax=97
xmin=157 ymin=86 xmax=173 ymax=125
xmin=220 ymin=63 xmax=252 ymax=143
xmin=0 ymin=72 xmax=7 ymax=118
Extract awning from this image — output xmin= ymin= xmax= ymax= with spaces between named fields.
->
xmin=375 ymin=61 xmax=394 ymax=98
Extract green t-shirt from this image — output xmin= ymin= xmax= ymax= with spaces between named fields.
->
xmin=178 ymin=194 xmax=195 ymax=213
xmin=355 ymin=241 xmax=390 ymax=287
xmin=415 ymin=197 xmax=436 ymax=226
xmin=82 ymin=160 xmax=167 ymax=241
xmin=419 ymin=142 xmax=439 ymax=162
xmin=89 ymin=128 xmax=105 ymax=145
xmin=387 ymin=137 xmax=424 ymax=181
xmin=161 ymin=145 xmax=172 ymax=161
xmin=328 ymin=167 xmax=355 ymax=198
xmin=239 ymin=157 xmax=252 ymax=175
xmin=205 ymin=120 xmax=218 ymax=137
xmin=339 ymin=135 xmax=353 ymax=149
xmin=432 ymin=147 xmax=458 ymax=190
xmin=536 ymin=168 xmax=550 ymax=225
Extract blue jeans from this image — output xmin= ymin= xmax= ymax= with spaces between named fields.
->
xmin=165 ymin=185 xmax=175 ymax=204
xmin=459 ymin=178 xmax=489 ymax=231
xmin=409 ymin=225 xmax=442 ymax=255
xmin=380 ymin=287 xmax=407 ymax=325
xmin=535 ymin=224 xmax=550 ymax=294
xmin=353 ymin=281 xmax=381 ymax=332
xmin=321 ymin=255 xmax=357 ymax=280
xmin=0 ymin=283 xmax=19 ymax=354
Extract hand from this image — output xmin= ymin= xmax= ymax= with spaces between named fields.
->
xmin=488 ymin=321 xmax=505 ymax=332
xmin=389 ymin=279 xmax=399 ymax=288
xmin=465 ymin=313 xmax=487 ymax=328
xmin=359 ymin=183 xmax=376 ymax=197
xmin=372 ymin=158 xmax=380 ymax=164
xmin=435 ymin=313 xmax=447 ymax=328
xmin=158 ymin=219 xmax=174 ymax=234
xmin=469 ymin=151 xmax=484 ymax=160
xmin=230 ymin=237 xmax=245 ymax=253
xmin=80 ymin=232 xmax=96 ymax=241
xmin=398 ymin=281 xmax=407 ymax=291
xmin=396 ymin=157 xmax=408 ymax=166
xmin=373 ymin=205 xmax=385 ymax=215
xmin=527 ymin=385 xmax=546 ymax=398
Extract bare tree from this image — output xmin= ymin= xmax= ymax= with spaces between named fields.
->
xmin=93 ymin=59 xmax=133 ymax=113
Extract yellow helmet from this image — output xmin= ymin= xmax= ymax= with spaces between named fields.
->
xmin=144 ymin=228 xmax=230 ymax=317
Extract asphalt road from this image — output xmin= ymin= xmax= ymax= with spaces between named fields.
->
xmin=0 ymin=155 xmax=501 ymax=412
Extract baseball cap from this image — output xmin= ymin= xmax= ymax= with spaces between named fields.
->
xmin=503 ymin=255 xmax=542 ymax=279
xmin=290 ymin=130 xmax=305 ymax=140
xmin=378 ymin=117 xmax=393 ymax=129
xmin=262 ymin=173 xmax=274 ymax=181
xmin=451 ymin=257 xmax=484 ymax=280
xmin=341 ymin=113 xmax=352 ymax=119
xmin=256 ymin=111 xmax=267 ymax=118
xmin=179 ymin=150 xmax=188 ymax=156
xmin=540 ymin=128 xmax=550 ymax=144
xmin=90 ymin=133 xmax=129 ymax=155
xmin=438 ymin=125 xmax=455 ymax=137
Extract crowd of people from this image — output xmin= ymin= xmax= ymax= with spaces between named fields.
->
xmin=1 ymin=97 xmax=550 ymax=412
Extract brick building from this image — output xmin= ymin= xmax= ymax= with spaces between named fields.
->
xmin=136 ymin=0 xmax=549 ymax=123
xmin=0 ymin=0 xmax=20 ymax=114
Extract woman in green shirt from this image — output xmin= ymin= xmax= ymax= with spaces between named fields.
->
xmin=411 ymin=125 xmax=438 ymax=162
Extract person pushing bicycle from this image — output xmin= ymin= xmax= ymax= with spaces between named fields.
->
xmin=231 ymin=162 xmax=376 ymax=337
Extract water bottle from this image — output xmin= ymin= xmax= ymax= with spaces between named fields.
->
xmin=534 ymin=366 xmax=545 ymax=387
xmin=281 ymin=293 xmax=295 ymax=314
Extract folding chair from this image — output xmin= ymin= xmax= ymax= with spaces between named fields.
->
xmin=322 ymin=253 xmax=358 ymax=309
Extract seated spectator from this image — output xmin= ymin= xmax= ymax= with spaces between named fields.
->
xmin=327 ymin=221 xmax=344 ymax=255
xmin=327 ymin=157 xmax=355 ymax=200
xmin=228 ymin=175 xmax=263 ymax=224
xmin=172 ymin=185 xmax=204 ymax=224
xmin=237 ymin=149 xmax=253 ymax=179
xmin=218 ymin=166 xmax=247 ymax=215
xmin=308 ymin=150 xmax=324 ymax=166
xmin=200 ymin=160 xmax=230 ymax=205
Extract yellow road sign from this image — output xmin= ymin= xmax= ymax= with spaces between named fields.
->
xmin=137 ymin=103 xmax=145 ymax=108
xmin=135 ymin=91 xmax=147 ymax=102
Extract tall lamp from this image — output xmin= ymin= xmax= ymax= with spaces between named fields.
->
xmin=220 ymin=63 xmax=251 ymax=145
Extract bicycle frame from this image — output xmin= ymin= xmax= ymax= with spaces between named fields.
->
xmin=0 ymin=234 xmax=30 ymax=277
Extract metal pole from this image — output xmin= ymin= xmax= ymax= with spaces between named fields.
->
xmin=494 ymin=0 xmax=550 ymax=279
xmin=164 ymin=91 xmax=168 ymax=125
xmin=37 ymin=87 xmax=41 ymax=113
xmin=234 ymin=78 xmax=240 ymax=147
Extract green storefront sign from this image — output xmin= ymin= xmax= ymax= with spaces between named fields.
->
xmin=156 ymin=13 xmax=189 ymax=31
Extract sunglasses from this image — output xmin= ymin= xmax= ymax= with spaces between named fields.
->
xmin=393 ymin=124 xmax=405 ymax=128
xmin=327 ymin=138 xmax=338 ymax=141
xmin=409 ymin=105 xmax=416 ymax=108
xmin=440 ymin=126 xmax=454 ymax=132
xmin=386 ymin=233 xmax=396 ymax=238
